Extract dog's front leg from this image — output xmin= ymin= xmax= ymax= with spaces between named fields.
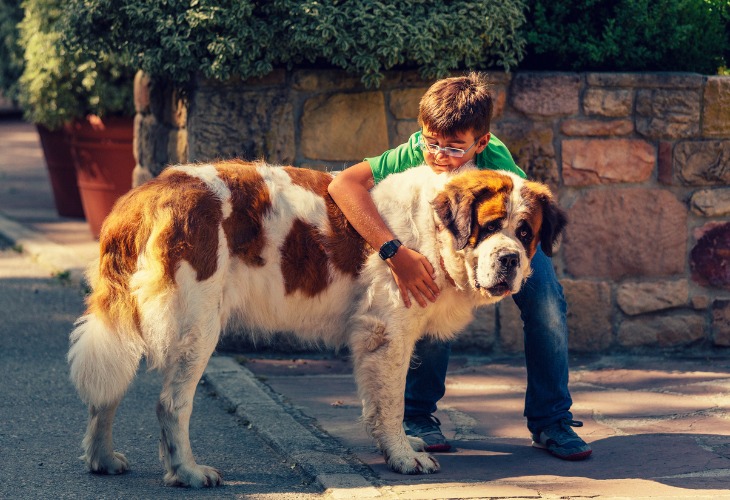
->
xmin=351 ymin=320 xmax=440 ymax=474
xmin=157 ymin=331 xmax=222 ymax=487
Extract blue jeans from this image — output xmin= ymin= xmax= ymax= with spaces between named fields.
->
xmin=404 ymin=246 xmax=573 ymax=433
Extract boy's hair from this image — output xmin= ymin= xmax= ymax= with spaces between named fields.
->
xmin=418 ymin=72 xmax=493 ymax=137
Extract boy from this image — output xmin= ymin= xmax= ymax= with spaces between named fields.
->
xmin=328 ymin=72 xmax=591 ymax=461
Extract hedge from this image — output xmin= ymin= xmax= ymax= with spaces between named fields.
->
xmin=63 ymin=0 xmax=528 ymax=89
xmin=520 ymin=0 xmax=729 ymax=74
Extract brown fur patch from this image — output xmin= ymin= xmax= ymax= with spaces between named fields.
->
xmin=284 ymin=167 xmax=367 ymax=277
xmin=216 ymin=161 xmax=272 ymax=267
xmin=280 ymin=218 xmax=331 ymax=296
xmin=90 ymin=167 xmax=224 ymax=330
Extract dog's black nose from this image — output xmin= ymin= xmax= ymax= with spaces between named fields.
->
xmin=499 ymin=253 xmax=519 ymax=270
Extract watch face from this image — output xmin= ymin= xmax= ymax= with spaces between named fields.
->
xmin=379 ymin=240 xmax=401 ymax=260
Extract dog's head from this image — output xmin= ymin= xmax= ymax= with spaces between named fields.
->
xmin=432 ymin=169 xmax=567 ymax=300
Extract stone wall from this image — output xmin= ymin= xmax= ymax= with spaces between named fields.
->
xmin=134 ymin=69 xmax=730 ymax=354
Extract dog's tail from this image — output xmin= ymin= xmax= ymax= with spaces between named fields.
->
xmin=68 ymin=313 xmax=144 ymax=407
xmin=68 ymin=192 xmax=149 ymax=408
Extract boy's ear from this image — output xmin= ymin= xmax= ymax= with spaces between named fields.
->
xmin=475 ymin=132 xmax=491 ymax=154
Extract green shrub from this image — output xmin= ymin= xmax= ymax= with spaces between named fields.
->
xmin=521 ymin=0 xmax=728 ymax=74
xmin=18 ymin=0 xmax=134 ymax=130
xmin=0 ymin=0 xmax=23 ymax=101
xmin=63 ymin=0 xmax=527 ymax=89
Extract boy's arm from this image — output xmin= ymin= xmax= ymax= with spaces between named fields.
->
xmin=328 ymin=161 xmax=439 ymax=308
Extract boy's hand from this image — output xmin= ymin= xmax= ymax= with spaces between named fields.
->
xmin=386 ymin=246 xmax=440 ymax=308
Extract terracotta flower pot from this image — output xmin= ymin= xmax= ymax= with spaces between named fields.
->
xmin=68 ymin=115 xmax=135 ymax=239
xmin=35 ymin=124 xmax=85 ymax=218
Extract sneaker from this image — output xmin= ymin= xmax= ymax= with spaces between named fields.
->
xmin=403 ymin=414 xmax=452 ymax=452
xmin=531 ymin=418 xmax=592 ymax=461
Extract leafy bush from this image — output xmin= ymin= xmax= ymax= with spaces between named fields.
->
xmin=63 ymin=0 xmax=527 ymax=89
xmin=0 ymin=0 xmax=23 ymax=101
xmin=520 ymin=0 xmax=728 ymax=74
xmin=18 ymin=0 xmax=134 ymax=130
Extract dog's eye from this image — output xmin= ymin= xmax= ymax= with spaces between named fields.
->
xmin=486 ymin=222 xmax=499 ymax=232
xmin=517 ymin=223 xmax=533 ymax=243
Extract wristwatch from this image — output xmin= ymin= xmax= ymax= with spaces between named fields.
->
xmin=378 ymin=239 xmax=402 ymax=260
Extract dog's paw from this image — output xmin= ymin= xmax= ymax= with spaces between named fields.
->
xmin=164 ymin=464 xmax=222 ymax=488
xmin=387 ymin=451 xmax=440 ymax=475
xmin=407 ymin=435 xmax=427 ymax=452
xmin=85 ymin=451 xmax=129 ymax=475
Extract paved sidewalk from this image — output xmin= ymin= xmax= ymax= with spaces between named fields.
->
xmin=1 ymin=117 xmax=730 ymax=498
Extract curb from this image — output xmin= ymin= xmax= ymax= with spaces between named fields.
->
xmin=0 ymin=212 xmax=91 ymax=283
xmin=204 ymin=356 xmax=382 ymax=498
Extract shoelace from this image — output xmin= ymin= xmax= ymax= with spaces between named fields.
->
xmin=548 ymin=419 xmax=584 ymax=441
xmin=406 ymin=415 xmax=442 ymax=434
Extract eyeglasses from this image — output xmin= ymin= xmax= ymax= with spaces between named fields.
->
xmin=418 ymin=135 xmax=478 ymax=158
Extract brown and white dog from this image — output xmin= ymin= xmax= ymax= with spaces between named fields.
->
xmin=68 ymin=160 xmax=566 ymax=487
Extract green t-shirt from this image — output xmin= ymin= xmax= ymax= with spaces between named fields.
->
xmin=366 ymin=130 xmax=526 ymax=184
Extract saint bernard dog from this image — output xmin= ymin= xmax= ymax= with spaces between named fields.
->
xmin=68 ymin=159 xmax=566 ymax=487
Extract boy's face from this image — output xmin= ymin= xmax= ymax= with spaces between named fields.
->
xmin=420 ymin=125 xmax=491 ymax=175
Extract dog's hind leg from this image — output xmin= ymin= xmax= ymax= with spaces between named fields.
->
xmin=82 ymin=401 xmax=129 ymax=474
xmin=156 ymin=315 xmax=222 ymax=488
xmin=68 ymin=313 xmax=144 ymax=474
xmin=350 ymin=319 xmax=440 ymax=475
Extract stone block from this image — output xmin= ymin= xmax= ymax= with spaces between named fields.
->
xmin=497 ymin=299 xmax=523 ymax=353
xmin=164 ymin=89 xmax=187 ymax=130
xmin=241 ymin=69 xmax=287 ymax=87
xmin=301 ymin=92 xmax=388 ymax=162
xmin=636 ymin=89 xmax=701 ymax=139
xmin=393 ymin=120 xmax=417 ymax=149
xmin=712 ymin=300 xmax=730 ymax=346
xmin=703 ymin=77 xmax=730 ymax=137
xmin=135 ymin=114 xmax=166 ymax=174
xmin=132 ymin=164 xmax=153 ymax=188
xmin=491 ymin=120 xmax=558 ymax=187
xmin=453 ymin=305 xmax=497 ymax=352
xmin=562 ymin=139 xmax=655 ymax=186
xmin=292 ymin=69 xmax=363 ymax=92
xmin=616 ymin=280 xmax=689 ymax=316
xmin=167 ymin=129 xmax=188 ymax=165
xmin=691 ymin=188 xmax=730 ymax=217
xmin=491 ymin=86 xmax=507 ymax=120
xmin=563 ymin=279 xmax=612 ymax=351
xmin=510 ymin=73 xmax=581 ymax=117
xmin=657 ymin=141 xmax=673 ymax=185
xmin=618 ymin=314 xmax=706 ymax=347
xmin=188 ymin=85 xmax=295 ymax=164
xmin=133 ymin=71 xmax=151 ymax=114
xmin=388 ymin=88 xmax=426 ymax=120
xmin=690 ymin=222 xmax=730 ymax=290
xmin=582 ymin=88 xmax=633 ymax=117
xmin=560 ymin=119 xmax=633 ymax=136
xmin=586 ymin=73 xmax=704 ymax=89
xmin=691 ymin=295 xmax=710 ymax=310
xmin=675 ymin=140 xmax=730 ymax=186
xmin=564 ymin=189 xmax=687 ymax=279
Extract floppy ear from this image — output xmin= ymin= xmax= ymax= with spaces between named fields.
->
xmin=431 ymin=188 xmax=473 ymax=250
xmin=538 ymin=194 xmax=568 ymax=257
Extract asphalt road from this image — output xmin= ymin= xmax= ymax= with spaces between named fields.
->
xmin=0 ymin=243 xmax=323 ymax=499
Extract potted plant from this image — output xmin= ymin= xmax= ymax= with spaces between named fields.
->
xmin=17 ymin=0 xmax=135 ymax=235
